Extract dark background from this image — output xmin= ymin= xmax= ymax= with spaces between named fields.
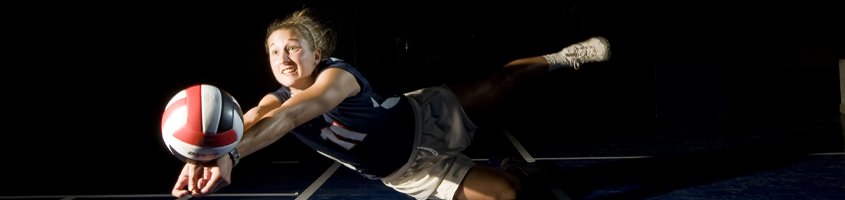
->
xmin=4 ymin=1 xmax=843 ymax=195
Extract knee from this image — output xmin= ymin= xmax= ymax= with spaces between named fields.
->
xmin=498 ymin=184 xmax=519 ymax=200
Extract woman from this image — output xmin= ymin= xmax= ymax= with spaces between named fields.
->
xmin=171 ymin=8 xmax=609 ymax=200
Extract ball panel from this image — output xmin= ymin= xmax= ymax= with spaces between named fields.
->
xmin=185 ymin=85 xmax=203 ymax=133
xmin=166 ymin=133 xmax=231 ymax=161
xmin=164 ymin=89 xmax=187 ymax=111
xmin=200 ymin=84 xmax=222 ymax=134
xmin=217 ymin=89 xmax=237 ymax=133
xmin=172 ymin=123 xmax=204 ymax=146
xmin=161 ymin=104 xmax=188 ymax=136
xmin=168 ymin=144 xmax=188 ymax=163
xmin=161 ymin=98 xmax=188 ymax=129
xmin=233 ymin=111 xmax=244 ymax=142
xmin=200 ymin=128 xmax=239 ymax=148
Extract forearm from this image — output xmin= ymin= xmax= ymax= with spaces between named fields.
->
xmin=234 ymin=93 xmax=334 ymax=159
xmin=235 ymin=106 xmax=296 ymax=158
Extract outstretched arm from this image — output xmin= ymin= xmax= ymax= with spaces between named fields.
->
xmin=172 ymin=68 xmax=361 ymax=198
xmin=236 ymin=67 xmax=361 ymax=158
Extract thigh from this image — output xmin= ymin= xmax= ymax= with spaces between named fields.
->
xmin=453 ymin=165 xmax=521 ymax=200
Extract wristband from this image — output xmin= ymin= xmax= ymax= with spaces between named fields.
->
xmin=228 ymin=148 xmax=240 ymax=167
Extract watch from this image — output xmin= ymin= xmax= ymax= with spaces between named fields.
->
xmin=228 ymin=148 xmax=240 ymax=167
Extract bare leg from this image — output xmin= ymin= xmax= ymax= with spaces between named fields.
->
xmin=447 ymin=37 xmax=611 ymax=199
xmin=447 ymin=56 xmax=551 ymax=117
xmin=453 ymin=165 xmax=521 ymax=200
xmin=447 ymin=36 xmax=610 ymax=118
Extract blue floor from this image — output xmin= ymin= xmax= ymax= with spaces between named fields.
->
xmin=2 ymin=114 xmax=843 ymax=200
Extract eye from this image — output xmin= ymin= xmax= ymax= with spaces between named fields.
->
xmin=272 ymin=50 xmax=278 ymax=55
xmin=288 ymin=46 xmax=301 ymax=52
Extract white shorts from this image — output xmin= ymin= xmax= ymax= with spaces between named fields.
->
xmin=380 ymin=84 xmax=480 ymax=200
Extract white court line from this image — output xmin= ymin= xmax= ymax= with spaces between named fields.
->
xmin=295 ymin=161 xmax=341 ymax=200
xmin=549 ymin=185 xmax=572 ymax=200
xmin=471 ymin=158 xmax=489 ymax=161
xmin=0 ymin=193 xmax=299 ymax=199
xmin=499 ymin=124 xmax=535 ymax=163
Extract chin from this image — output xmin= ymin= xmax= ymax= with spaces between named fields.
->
xmin=275 ymin=79 xmax=292 ymax=87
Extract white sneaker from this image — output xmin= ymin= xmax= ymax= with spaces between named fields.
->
xmin=544 ymin=36 xmax=611 ymax=70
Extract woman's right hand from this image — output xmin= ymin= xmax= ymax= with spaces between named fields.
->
xmin=171 ymin=156 xmax=233 ymax=198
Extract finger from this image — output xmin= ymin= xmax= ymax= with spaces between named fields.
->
xmin=203 ymin=168 xmax=214 ymax=188
xmin=172 ymin=189 xmax=190 ymax=198
xmin=171 ymin=165 xmax=189 ymax=197
xmin=198 ymin=167 xmax=213 ymax=192
xmin=186 ymin=161 xmax=203 ymax=193
xmin=200 ymin=167 xmax=224 ymax=195
xmin=191 ymin=178 xmax=204 ymax=198
xmin=198 ymin=178 xmax=207 ymax=191
xmin=171 ymin=173 xmax=190 ymax=197
xmin=205 ymin=168 xmax=213 ymax=179
xmin=192 ymin=168 xmax=210 ymax=197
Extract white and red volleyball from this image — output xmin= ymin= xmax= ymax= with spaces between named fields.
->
xmin=161 ymin=84 xmax=244 ymax=162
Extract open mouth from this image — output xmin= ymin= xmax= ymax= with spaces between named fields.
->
xmin=282 ymin=68 xmax=297 ymax=74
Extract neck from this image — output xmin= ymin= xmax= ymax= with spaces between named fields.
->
xmin=289 ymin=62 xmax=322 ymax=96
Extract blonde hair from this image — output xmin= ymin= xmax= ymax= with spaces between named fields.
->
xmin=265 ymin=8 xmax=336 ymax=61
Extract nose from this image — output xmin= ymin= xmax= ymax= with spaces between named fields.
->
xmin=282 ymin=51 xmax=292 ymax=65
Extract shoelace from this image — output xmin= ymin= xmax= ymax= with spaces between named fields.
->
xmin=564 ymin=45 xmax=598 ymax=68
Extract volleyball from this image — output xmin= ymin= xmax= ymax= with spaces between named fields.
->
xmin=161 ymin=84 xmax=244 ymax=162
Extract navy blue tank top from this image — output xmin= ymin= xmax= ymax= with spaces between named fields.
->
xmin=271 ymin=58 xmax=415 ymax=179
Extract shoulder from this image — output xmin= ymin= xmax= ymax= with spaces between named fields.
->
xmin=314 ymin=66 xmax=362 ymax=99
xmin=317 ymin=57 xmax=368 ymax=92
xmin=318 ymin=57 xmax=357 ymax=75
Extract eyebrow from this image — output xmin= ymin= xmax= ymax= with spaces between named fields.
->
xmin=269 ymin=38 xmax=302 ymax=48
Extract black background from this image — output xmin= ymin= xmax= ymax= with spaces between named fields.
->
xmin=4 ymin=1 xmax=843 ymax=195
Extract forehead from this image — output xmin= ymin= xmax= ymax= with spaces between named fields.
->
xmin=268 ymin=29 xmax=303 ymax=45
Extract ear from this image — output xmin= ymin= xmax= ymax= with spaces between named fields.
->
xmin=313 ymin=49 xmax=322 ymax=65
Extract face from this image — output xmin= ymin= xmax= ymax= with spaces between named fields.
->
xmin=267 ymin=29 xmax=321 ymax=89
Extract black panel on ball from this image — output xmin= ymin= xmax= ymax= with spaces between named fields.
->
xmin=217 ymin=89 xmax=243 ymax=133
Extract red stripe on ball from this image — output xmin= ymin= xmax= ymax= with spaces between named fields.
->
xmin=161 ymin=97 xmax=186 ymax=129
xmin=173 ymin=125 xmax=203 ymax=146
xmin=171 ymin=85 xmax=205 ymax=146
xmin=185 ymin=85 xmax=203 ymax=133
xmin=201 ymin=128 xmax=239 ymax=147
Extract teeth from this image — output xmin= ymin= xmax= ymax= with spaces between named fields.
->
xmin=282 ymin=68 xmax=296 ymax=74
